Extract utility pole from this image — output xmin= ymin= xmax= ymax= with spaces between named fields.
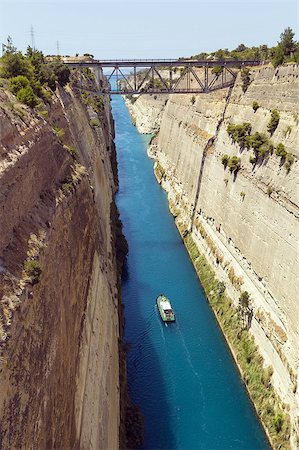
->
xmin=30 ymin=25 xmax=35 ymax=49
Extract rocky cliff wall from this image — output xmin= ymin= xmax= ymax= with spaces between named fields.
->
xmin=0 ymin=71 xmax=123 ymax=448
xmin=125 ymin=64 xmax=299 ymax=446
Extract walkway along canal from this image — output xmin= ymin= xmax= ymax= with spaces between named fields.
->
xmin=113 ymin=93 xmax=270 ymax=449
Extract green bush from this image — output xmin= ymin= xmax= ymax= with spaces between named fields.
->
xmin=16 ymin=85 xmax=38 ymax=107
xmin=9 ymin=75 xmax=30 ymax=94
xmin=52 ymin=125 xmax=65 ymax=141
xmin=247 ymin=132 xmax=268 ymax=153
xmin=252 ymin=101 xmax=259 ymax=112
xmin=65 ymin=145 xmax=78 ymax=158
xmin=267 ymin=109 xmax=280 ymax=135
xmin=240 ymin=68 xmax=251 ymax=93
xmin=285 ymin=153 xmax=294 ymax=172
xmin=227 ymin=122 xmax=251 ymax=147
xmin=191 ymin=95 xmax=196 ymax=105
xmin=24 ymin=259 xmax=42 ymax=283
xmin=228 ymin=156 xmax=241 ymax=173
xmin=62 ymin=183 xmax=72 ymax=195
xmin=211 ymin=66 xmax=223 ymax=75
xmin=275 ymin=143 xmax=287 ymax=158
xmin=90 ymin=118 xmax=101 ymax=127
xmin=221 ymin=154 xmax=229 ymax=167
xmin=38 ymin=109 xmax=48 ymax=119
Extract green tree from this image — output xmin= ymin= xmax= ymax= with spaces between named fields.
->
xmin=238 ymin=291 xmax=253 ymax=329
xmin=252 ymin=101 xmax=259 ymax=112
xmin=221 ymin=154 xmax=229 ymax=167
xmin=9 ymin=75 xmax=30 ymax=94
xmin=228 ymin=156 xmax=241 ymax=173
xmin=235 ymin=43 xmax=247 ymax=52
xmin=240 ymin=68 xmax=251 ymax=93
xmin=214 ymin=49 xmax=225 ymax=60
xmin=2 ymin=35 xmax=17 ymax=54
xmin=267 ymin=109 xmax=280 ymax=135
xmin=275 ymin=143 xmax=287 ymax=158
xmin=279 ymin=27 xmax=296 ymax=57
xmin=271 ymin=46 xmax=285 ymax=68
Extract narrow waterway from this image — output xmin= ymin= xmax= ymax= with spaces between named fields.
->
xmin=113 ymin=95 xmax=270 ymax=450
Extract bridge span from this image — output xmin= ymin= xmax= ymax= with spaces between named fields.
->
xmin=64 ymin=58 xmax=262 ymax=95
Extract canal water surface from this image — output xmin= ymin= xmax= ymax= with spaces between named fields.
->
xmin=113 ymin=94 xmax=269 ymax=450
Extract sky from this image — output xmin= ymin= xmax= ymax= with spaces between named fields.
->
xmin=0 ymin=0 xmax=298 ymax=59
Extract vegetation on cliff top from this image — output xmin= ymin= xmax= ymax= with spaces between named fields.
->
xmin=189 ymin=27 xmax=298 ymax=67
xmin=0 ymin=36 xmax=70 ymax=107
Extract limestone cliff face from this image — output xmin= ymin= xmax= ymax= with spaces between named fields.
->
xmin=126 ymin=64 xmax=299 ymax=445
xmin=0 ymin=72 xmax=123 ymax=448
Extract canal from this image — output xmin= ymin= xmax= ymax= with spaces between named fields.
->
xmin=113 ymin=94 xmax=269 ymax=449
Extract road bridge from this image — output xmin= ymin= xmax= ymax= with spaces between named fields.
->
xmin=64 ymin=58 xmax=262 ymax=94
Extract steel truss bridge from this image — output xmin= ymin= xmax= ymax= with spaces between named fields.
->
xmin=64 ymin=59 xmax=262 ymax=95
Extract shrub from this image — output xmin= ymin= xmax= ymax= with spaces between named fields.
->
xmin=267 ymin=109 xmax=280 ymax=135
xmin=65 ymin=145 xmax=78 ymax=158
xmin=90 ymin=118 xmax=101 ymax=127
xmin=247 ymin=131 xmax=267 ymax=150
xmin=221 ymin=154 xmax=229 ymax=167
xmin=24 ymin=259 xmax=42 ymax=284
xmin=292 ymin=112 xmax=299 ymax=125
xmin=211 ymin=66 xmax=223 ymax=75
xmin=227 ymin=123 xmax=251 ymax=147
xmin=191 ymin=95 xmax=196 ymax=105
xmin=9 ymin=75 xmax=30 ymax=94
xmin=285 ymin=153 xmax=294 ymax=172
xmin=275 ymin=143 xmax=287 ymax=158
xmin=217 ymin=281 xmax=226 ymax=295
xmin=16 ymin=85 xmax=38 ymax=107
xmin=252 ymin=101 xmax=259 ymax=112
xmin=240 ymin=191 xmax=246 ymax=200
xmin=267 ymin=186 xmax=273 ymax=196
xmin=228 ymin=156 xmax=241 ymax=173
xmin=62 ymin=183 xmax=72 ymax=195
xmin=52 ymin=125 xmax=65 ymax=141
xmin=238 ymin=291 xmax=253 ymax=329
xmin=240 ymin=68 xmax=251 ymax=93
xmin=283 ymin=125 xmax=292 ymax=137
xmin=0 ymin=49 xmax=33 ymax=80
xmin=273 ymin=414 xmax=284 ymax=433
xmin=38 ymin=109 xmax=48 ymax=119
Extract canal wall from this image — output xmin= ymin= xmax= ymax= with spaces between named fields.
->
xmin=0 ymin=70 xmax=125 ymax=447
xmin=125 ymin=63 xmax=299 ymax=448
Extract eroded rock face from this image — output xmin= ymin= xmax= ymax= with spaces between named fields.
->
xmin=0 ymin=74 xmax=122 ymax=448
xmin=126 ymin=64 xmax=299 ymax=445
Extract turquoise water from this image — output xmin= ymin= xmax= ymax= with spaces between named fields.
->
xmin=113 ymin=94 xmax=270 ymax=450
